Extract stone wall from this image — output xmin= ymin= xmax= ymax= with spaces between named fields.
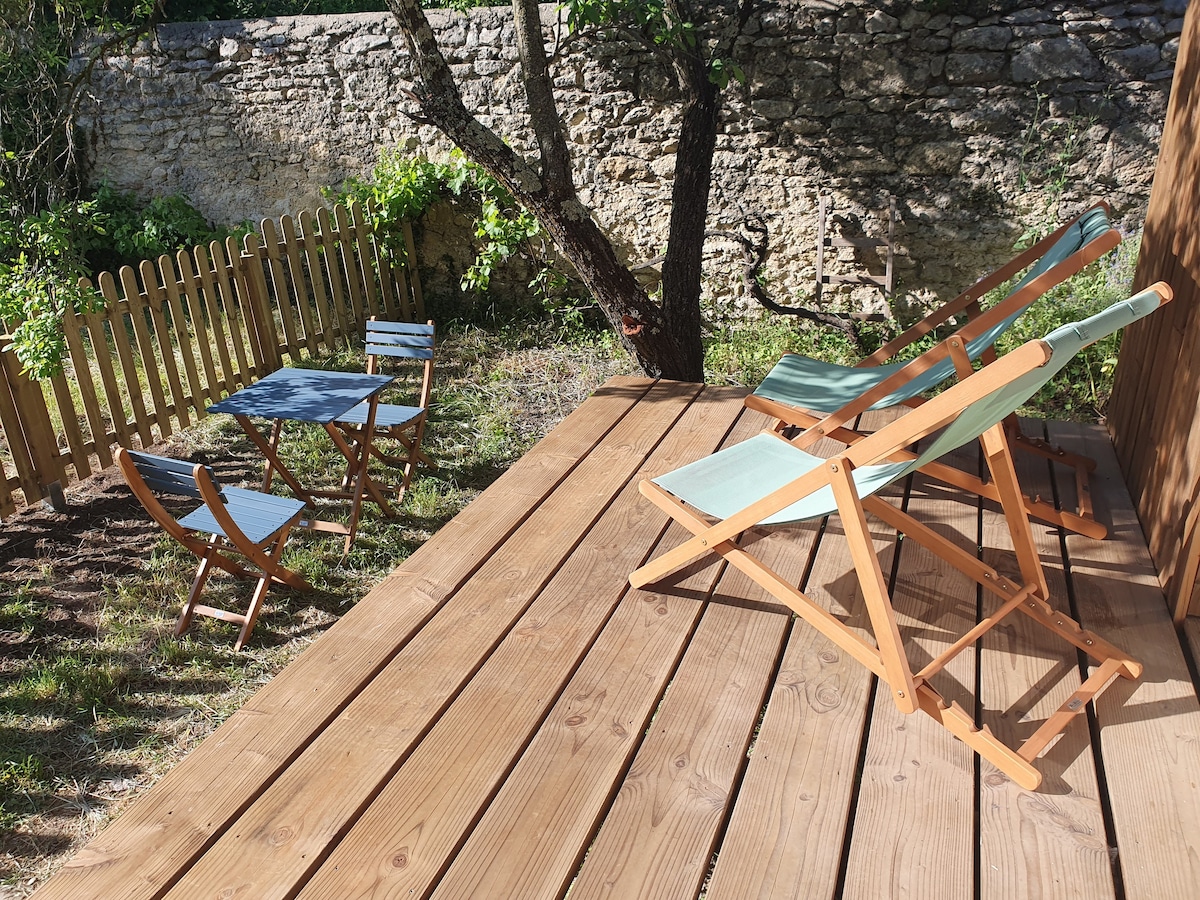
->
xmin=76 ymin=0 xmax=1181 ymax=320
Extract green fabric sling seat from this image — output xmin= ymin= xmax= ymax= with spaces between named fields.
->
xmin=750 ymin=203 xmax=1117 ymax=414
xmin=630 ymin=283 xmax=1173 ymax=790
xmin=745 ymin=202 xmax=1121 ymax=537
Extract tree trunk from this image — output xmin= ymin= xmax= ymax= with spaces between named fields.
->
xmin=659 ymin=9 xmax=723 ymax=383
xmin=386 ymin=0 xmax=705 ymax=381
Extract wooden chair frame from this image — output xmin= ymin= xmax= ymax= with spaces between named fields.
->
xmin=117 ymin=448 xmax=312 ymax=650
xmin=748 ymin=201 xmax=1121 ymax=538
xmin=336 ymin=318 xmax=436 ymax=503
xmin=630 ymin=286 xmax=1173 ymax=787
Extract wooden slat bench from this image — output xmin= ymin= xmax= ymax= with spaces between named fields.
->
xmin=31 ymin=376 xmax=1200 ymax=900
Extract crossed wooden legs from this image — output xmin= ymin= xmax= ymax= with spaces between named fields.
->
xmin=629 ymin=425 xmax=1139 ymax=790
xmin=176 ymin=526 xmax=311 ymax=651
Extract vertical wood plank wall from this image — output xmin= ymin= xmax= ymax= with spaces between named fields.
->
xmin=1108 ymin=1 xmax=1200 ymax=621
xmin=0 ymin=202 xmax=422 ymax=518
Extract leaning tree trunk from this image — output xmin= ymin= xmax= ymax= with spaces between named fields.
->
xmin=386 ymin=0 xmax=705 ymax=380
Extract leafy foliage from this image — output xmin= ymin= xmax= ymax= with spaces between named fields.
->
xmin=0 ymin=184 xmax=244 ymax=376
xmin=87 ymin=183 xmax=252 ymax=273
xmin=563 ymin=0 xmax=744 ymax=87
xmin=332 ymin=149 xmax=581 ymax=314
xmin=0 ymin=197 xmax=107 ymax=378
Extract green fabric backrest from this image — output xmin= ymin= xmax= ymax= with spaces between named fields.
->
xmin=908 ymin=285 xmax=1164 ymax=473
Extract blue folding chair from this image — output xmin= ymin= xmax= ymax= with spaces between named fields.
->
xmin=117 ymin=448 xmax=311 ymax=650
xmin=335 ymin=318 xmax=436 ymax=502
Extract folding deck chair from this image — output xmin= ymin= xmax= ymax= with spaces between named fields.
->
xmin=747 ymin=201 xmax=1121 ymax=537
xmin=334 ymin=318 xmax=436 ymax=502
xmin=117 ymin=448 xmax=312 ymax=651
xmin=630 ymin=282 xmax=1173 ymax=789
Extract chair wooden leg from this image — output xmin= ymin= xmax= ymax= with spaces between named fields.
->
xmin=234 ymin=574 xmax=273 ymax=652
xmin=827 ymin=458 xmax=918 ymax=714
xmin=234 ymin=525 xmax=297 ymax=651
xmin=176 ymin=541 xmax=219 ymax=637
xmin=916 ymin=683 xmax=1042 ymax=790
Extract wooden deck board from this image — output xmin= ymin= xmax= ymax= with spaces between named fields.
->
xmin=841 ymin=434 xmax=977 ymax=900
xmin=704 ymin=411 xmax=903 ymax=900
xmin=1048 ymin=422 xmax=1200 ymax=900
xmin=30 ymin=378 xmax=1200 ymax=900
xmin=978 ymin=422 xmax=1115 ymax=900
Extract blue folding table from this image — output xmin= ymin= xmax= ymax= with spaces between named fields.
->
xmin=209 ymin=368 xmax=395 ymax=553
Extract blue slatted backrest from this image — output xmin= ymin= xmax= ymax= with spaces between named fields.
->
xmin=366 ymin=320 xmax=435 ymax=361
xmin=125 ymin=450 xmax=209 ymax=501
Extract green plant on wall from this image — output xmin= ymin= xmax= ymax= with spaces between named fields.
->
xmin=1015 ymin=89 xmax=1098 ymax=240
xmin=332 ymin=148 xmax=585 ymax=320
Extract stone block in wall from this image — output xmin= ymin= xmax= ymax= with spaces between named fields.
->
xmin=840 ymin=48 xmax=932 ymax=97
xmin=946 ymin=53 xmax=1006 ymax=84
xmin=1012 ymin=36 xmax=1102 ymax=82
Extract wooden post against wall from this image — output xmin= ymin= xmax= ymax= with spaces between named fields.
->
xmin=1108 ymin=0 xmax=1200 ymax=622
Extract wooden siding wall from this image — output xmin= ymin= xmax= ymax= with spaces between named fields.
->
xmin=0 ymin=201 xmax=422 ymax=518
xmin=1108 ymin=1 xmax=1200 ymax=622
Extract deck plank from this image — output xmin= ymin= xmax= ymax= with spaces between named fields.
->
xmin=158 ymin=379 xmax=704 ymax=900
xmin=569 ymin=602 xmax=789 ymax=900
xmin=841 ymin=437 xmax=977 ymax=900
xmin=29 ymin=376 xmax=655 ymax=900
xmin=978 ymin=425 xmax=1115 ymax=899
xmin=703 ymin=412 xmax=904 ymax=900
xmin=565 ymin=411 xmax=832 ymax=898
xmin=407 ymin=391 xmax=770 ymax=900
xmin=1048 ymin=422 xmax=1200 ymax=900
xmin=291 ymin=385 xmax=750 ymax=900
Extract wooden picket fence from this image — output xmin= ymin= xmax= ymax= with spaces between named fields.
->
xmin=0 ymin=201 xmax=422 ymax=518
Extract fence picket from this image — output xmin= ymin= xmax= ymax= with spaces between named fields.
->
xmin=159 ymin=254 xmax=207 ymax=420
xmin=0 ymin=349 xmax=42 ymax=506
xmin=316 ymin=206 xmax=352 ymax=343
xmin=122 ymin=266 xmax=173 ymax=440
xmin=194 ymin=243 xmax=242 ymax=397
xmin=335 ymin=204 xmax=368 ymax=329
xmin=279 ymin=214 xmax=318 ymax=356
xmin=47 ymin=367 xmax=90 ymax=480
xmin=239 ymin=234 xmax=282 ymax=373
xmin=403 ymin=221 xmax=425 ymax=319
xmin=82 ymin=307 xmax=133 ymax=452
xmin=174 ymin=250 xmax=222 ymax=406
xmin=260 ymin=218 xmax=302 ymax=362
xmin=350 ymin=201 xmax=383 ymax=319
xmin=100 ymin=272 xmax=153 ymax=447
xmin=61 ymin=305 xmax=112 ymax=468
xmin=207 ymin=240 xmax=255 ymax=386
xmin=140 ymin=259 xmax=191 ymax=431
xmin=296 ymin=210 xmax=337 ymax=354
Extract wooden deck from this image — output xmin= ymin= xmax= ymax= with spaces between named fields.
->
xmin=31 ymin=376 xmax=1200 ymax=899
